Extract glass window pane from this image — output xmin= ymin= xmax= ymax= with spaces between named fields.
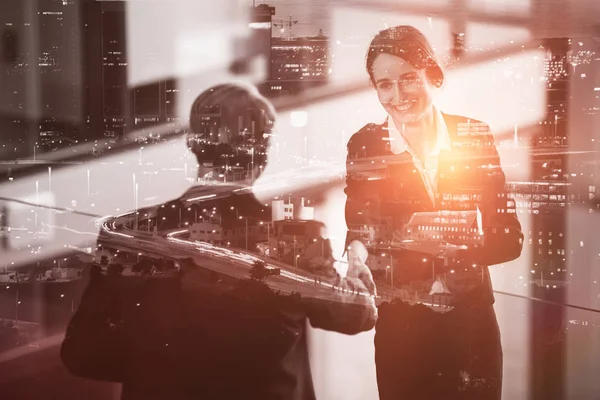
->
xmin=468 ymin=0 xmax=531 ymax=15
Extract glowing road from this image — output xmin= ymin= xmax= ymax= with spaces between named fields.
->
xmin=99 ymin=206 xmax=377 ymax=308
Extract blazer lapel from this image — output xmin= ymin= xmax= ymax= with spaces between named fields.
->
xmin=380 ymin=120 xmax=437 ymax=210
xmin=378 ymin=120 xmax=394 ymax=156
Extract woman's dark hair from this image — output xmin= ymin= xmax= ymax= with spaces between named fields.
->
xmin=365 ymin=25 xmax=444 ymax=88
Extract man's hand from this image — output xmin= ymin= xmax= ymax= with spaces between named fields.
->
xmin=338 ymin=240 xmax=377 ymax=298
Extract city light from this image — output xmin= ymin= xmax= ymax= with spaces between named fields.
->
xmin=1 ymin=5 xmax=600 ymax=400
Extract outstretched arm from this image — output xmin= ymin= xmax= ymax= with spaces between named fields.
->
xmin=306 ymin=242 xmax=377 ymax=334
xmin=474 ymin=133 xmax=524 ymax=266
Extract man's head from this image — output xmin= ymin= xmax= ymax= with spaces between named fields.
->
xmin=187 ymin=83 xmax=276 ymax=183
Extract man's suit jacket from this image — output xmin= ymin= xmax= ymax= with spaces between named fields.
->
xmin=63 ymin=186 xmax=376 ymax=400
xmin=344 ymin=112 xmax=524 ymax=306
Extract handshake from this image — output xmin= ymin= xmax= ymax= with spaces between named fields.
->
xmin=332 ymin=240 xmax=377 ymax=300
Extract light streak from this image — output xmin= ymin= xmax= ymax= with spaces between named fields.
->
xmin=166 ymin=229 xmax=188 ymax=237
xmin=101 ymin=221 xmax=134 ymax=239
xmin=41 ymin=223 xmax=96 ymax=236
xmin=186 ymin=194 xmax=217 ymax=202
xmin=105 ymin=230 xmax=134 ymax=239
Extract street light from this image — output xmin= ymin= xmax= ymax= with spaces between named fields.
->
xmin=12 ymin=287 xmax=19 ymax=323
xmin=382 ymin=253 xmax=394 ymax=288
xmin=239 ymin=216 xmax=248 ymax=250
xmin=239 ymin=216 xmax=271 ymax=258
xmin=258 ymin=221 xmax=271 ymax=260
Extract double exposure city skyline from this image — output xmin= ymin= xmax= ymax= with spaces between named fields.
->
xmin=1 ymin=1 xmax=600 ymax=399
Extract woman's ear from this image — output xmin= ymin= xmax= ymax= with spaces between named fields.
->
xmin=426 ymin=64 xmax=445 ymax=89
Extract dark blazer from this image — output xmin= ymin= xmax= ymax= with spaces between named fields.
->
xmin=344 ymin=112 xmax=524 ymax=305
xmin=62 ymin=187 xmax=376 ymax=400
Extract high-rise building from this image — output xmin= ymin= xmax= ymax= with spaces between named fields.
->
xmin=249 ymin=3 xmax=276 ymax=78
xmin=537 ymin=38 xmax=570 ymax=148
xmin=0 ymin=2 xmax=33 ymax=156
xmin=81 ymin=0 xmax=128 ymax=137
xmin=508 ymin=180 xmax=571 ymax=283
xmin=99 ymin=1 xmax=128 ymax=134
xmin=82 ymin=2 xmax=177 ymax=138
xmin=0 ymin=0 xmax=82 ymax=154
xmin=37 ymin=0 xmax=81 ymax=140
xmin=262 ymin=32 xmax=329 ymax=98
xmin=270 ymin=34 xmax=329 ymax=81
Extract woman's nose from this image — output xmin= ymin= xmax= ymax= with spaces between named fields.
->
xmin=392 ymin=82 xmax=405 ymax=104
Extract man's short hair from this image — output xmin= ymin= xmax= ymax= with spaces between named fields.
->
xmin=188 ymin=83 xmax=276 ymax=143
xmin=187 ymin=83 xmax=276 ymax=179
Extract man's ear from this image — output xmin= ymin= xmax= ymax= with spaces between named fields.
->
xmin=185 ymin=133 xmax=202 ymax=152
xmin=185 ymin=133 xmax=193 ymax=150
xmin=185 ymin=133 xmax=202 ymax=165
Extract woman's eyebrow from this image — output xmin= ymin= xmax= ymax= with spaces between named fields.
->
xmin=375 ymin=77 xmax=391 ymax=85
xmin=399 ymin=72 xmax=417 ymax=79
xmin=376 ymin=72 xmax=417 ymax=85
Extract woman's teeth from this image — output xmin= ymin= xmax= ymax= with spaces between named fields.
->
xmin=393 ymin=102 xmax=412 ymax=112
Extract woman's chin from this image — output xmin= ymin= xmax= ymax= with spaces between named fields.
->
xmin=391 ymin=111 xmax=420 ymax=126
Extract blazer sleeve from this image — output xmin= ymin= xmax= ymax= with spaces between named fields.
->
xmin=473 ymin=130 xmax=524 ymax=266
xmin=343 ymin=135 xmax=365 ymax=256
xmin=305 ymin=295 xmax=377 ymax=334
xmin=312 ymin=143 xmax=378 ymax=334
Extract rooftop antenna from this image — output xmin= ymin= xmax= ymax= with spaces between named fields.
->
xmin=273 ymin=16 xmax=299 ymax=38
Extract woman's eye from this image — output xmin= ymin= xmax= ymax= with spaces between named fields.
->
xmin=407 ymin=76 xmax=423 ymax=87
xmin=378 ymin=82 xmax=393 ymax=90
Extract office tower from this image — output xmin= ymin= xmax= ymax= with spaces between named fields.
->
xmin=241 ymin=3 xmax=275 ymax=80
xmin=538 ymin=38 xmax=570 ymax=148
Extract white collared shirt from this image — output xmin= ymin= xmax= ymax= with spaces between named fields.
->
xmin=386 ymin=106 xmax=451 ymax=206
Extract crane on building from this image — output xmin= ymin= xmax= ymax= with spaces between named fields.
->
xmin=273 ymin=16 xmax=299 ymax=38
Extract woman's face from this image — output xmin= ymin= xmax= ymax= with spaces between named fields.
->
xmin=371 ymin=53 xmax=435 ymax=126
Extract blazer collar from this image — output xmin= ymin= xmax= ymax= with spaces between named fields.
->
xmin=382 ymin=106 xmax=453 ymax=156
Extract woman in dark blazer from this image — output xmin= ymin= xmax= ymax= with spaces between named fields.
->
xmin=344 ymin=26 xmax=524 ymax=399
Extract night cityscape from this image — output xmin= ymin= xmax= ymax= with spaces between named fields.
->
xmin=1 ymin=1 xmax=600 ymax=399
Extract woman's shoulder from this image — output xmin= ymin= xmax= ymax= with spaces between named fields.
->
xmin=441 ymin=112 xmax=501 ymax=155
xmin=441 ymin=112 xmax=491 ymax=133
xmin=347 ymin=122 xmax=385 ymax=149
